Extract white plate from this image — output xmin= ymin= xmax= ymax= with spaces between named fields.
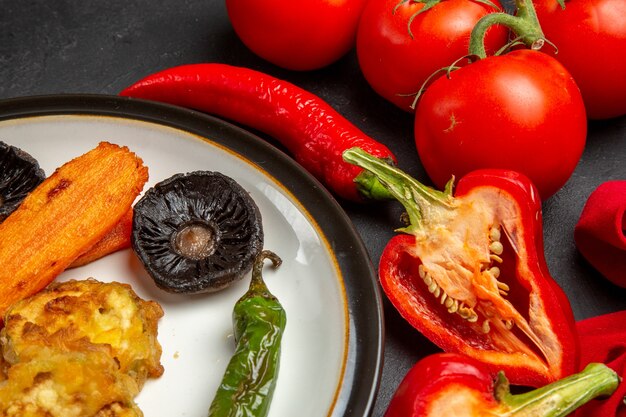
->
xmin=0 ymin=95 xmax=383 ymax=417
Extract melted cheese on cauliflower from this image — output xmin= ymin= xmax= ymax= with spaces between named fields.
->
xmin=0 ymin=279 xmax=163 ymax=417
xmin=0 ymin=348 xmax=142 ymax=417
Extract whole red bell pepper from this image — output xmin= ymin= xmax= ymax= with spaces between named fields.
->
xmin=385 ymin=352 xmax=619 ymax=417
xmin=343 ymin=147 xmax=579 ymax=387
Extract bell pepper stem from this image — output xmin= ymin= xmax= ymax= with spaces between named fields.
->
xmin=354 ymin=169 xmax=396 ymax=201
xmin=497 ymin=363 xmax=620 ymax=417
xmin=344 ymin=147 xmax=455 ymax=234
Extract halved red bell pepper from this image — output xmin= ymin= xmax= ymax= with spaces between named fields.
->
xmin=385 ymin=352 xmax=618 ymax=417
xmin=343 ymin=148 xmax=579 ymax=387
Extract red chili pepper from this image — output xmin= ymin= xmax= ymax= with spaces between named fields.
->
xmin=574 ymin=311 xmax=626 ymax=417
xmin=343 ymin=147 xmax=579 ymax=387
xmin=385 ymin=352 xmax=619 ymax=417
xmin=119 ymin=63 xmax=396 ymax=202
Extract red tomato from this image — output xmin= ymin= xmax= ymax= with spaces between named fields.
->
xmin=534 ymin=0 xmax=626 ymax=119
xmin=414 ymin=49 xmax=587 ymax=200
xmin=356 ymin=0 xmax=509 ymax=112
xmin=226 ymin=0 xmax=367 ymax=71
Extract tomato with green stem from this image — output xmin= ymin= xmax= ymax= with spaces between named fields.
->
xmin=356 ymin=0 xmax=508 ymax=113
xmin=413 ymin=0 xmax=587 ymax=200
xmin=414 ymin=49 xmax=586 ymax=200
xmin=534 ymin=0 xmax=626 ymax=120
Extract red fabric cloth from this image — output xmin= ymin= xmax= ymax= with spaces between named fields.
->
xmin=573 ymin=182 xmax=626 ymax=416
xmin=575 ymin=311 xmax=626 ymax=417
xmin=575 ymin=180 xmax=626 ymax=287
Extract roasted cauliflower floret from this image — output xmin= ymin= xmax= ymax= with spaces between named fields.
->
xmin=0 ymin=348 xmax=142 ymax=417
xmin=0 ymin=279 xmax=163 ymax=389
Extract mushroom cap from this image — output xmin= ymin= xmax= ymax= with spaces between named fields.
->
xmin=0 ymin=141 xmax=45 ymax=222
xmin=131 ymin=171 xmax=264 ymax=294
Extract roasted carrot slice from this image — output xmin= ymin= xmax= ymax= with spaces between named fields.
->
xmin=69 ymin=208 xmax=133 ymax=268
xmin=0 ymin=142 xmax=148 ymax=321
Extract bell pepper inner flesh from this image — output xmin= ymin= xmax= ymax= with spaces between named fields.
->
xmin=412 ymin=186 xmax=551 ymax=357
xmin=429 ymin=385 xmax=489 ymax=415
xmin=343 ymin=147 xmax=576 ymax=385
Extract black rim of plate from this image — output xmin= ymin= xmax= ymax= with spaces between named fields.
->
xmin=0 ymin=94 xmax=384 ymax=417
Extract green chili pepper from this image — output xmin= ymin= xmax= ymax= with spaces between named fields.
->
xmin=208 ymin=250 xmax=286 ymax=417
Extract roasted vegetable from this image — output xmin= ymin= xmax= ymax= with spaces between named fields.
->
xmin=0 ymin=142 xmax=148 ymax=322
xmin=1 ymin=279 xmax=164 ymax=389
xmin=208 ymin=250 xmax=285 ymax=417
xmin=0 ymin=141 xmax=133 ymax=270
xmin=0 ymin=348 xmax=143 ymax=417
xmin=0 ymin=279 xmax=163 ymax=417
xmin=0 ymin=140 xmax=45 ymax=222
xmin=70 ymin=208 xmax=134 ymax=268
xmin=132 ymin=171 xmax=264 ymax=294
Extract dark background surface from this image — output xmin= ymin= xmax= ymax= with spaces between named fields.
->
xmin=1 ymin=1 xmax=625 ymax=415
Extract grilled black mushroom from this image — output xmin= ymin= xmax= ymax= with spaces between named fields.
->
xmin=131 ymin=171 xmax=264 ymax=294
xmin=0 ymin=141 xmax=45 ymax=222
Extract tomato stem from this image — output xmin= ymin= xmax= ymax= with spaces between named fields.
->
xmin=469 ymin=0 xmax=544 ymax=59
xmin=402 ymin=0 xmax=443 ymax=39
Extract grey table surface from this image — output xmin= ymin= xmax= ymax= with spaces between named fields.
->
xmin=1 ymin=1 xmax=625 ymax=416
